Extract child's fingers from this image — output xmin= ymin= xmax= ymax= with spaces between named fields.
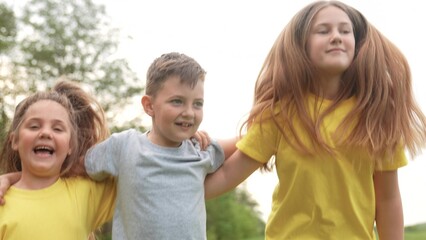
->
xmin=197 ymin=131 xmax=211 ymax=150
xmin=0 ymin=191 xmax=4 ymax=205
xmin=191 ymin=130 xmax=211 ymax=150
xmin=0 ymin=179 xmax=10 ymax=205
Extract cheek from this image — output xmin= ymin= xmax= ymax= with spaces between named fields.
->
xmin=346 ymin=36 xmax=356 ymax=54
xmin=61 ymin=135 xmax=73 ymax=154
xmin=13 ymin=135 xmax=30 ymax=153
xmin=306 ymin=42 xmax=313 ymax=59
xmin=306 ymin=41 xmax=320 ymax=62
xmin=195 ymin=110 xmax=203 ymax=123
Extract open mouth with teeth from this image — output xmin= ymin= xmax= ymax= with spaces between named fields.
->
xmin=176 ymin=122 xmax=193 ymax=127
xmin=34 ymin=146 xmax=54 ymax=155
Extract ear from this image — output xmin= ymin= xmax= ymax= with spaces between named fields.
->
xmin=10 ymin=133 xmax=18 ymax=151
xmin=141 ymin=95 xmax=154 ymax=117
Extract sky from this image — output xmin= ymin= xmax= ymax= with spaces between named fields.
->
xmin=7 ymin=0 xmax=426 ymax=226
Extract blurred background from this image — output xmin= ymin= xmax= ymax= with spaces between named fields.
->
xmin=1 ymin=0 xmax=425 ymax=239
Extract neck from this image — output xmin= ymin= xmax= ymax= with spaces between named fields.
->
xmin=147 ymin=130 xmax=182 ymax=148
xmin=317 ymin=75 xmax=341 ymax=100
xmin=14 ymin=173 xmax=60 ymax=190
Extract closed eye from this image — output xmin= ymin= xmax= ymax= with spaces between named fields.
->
xmin=52 ymin=121 xmax=68 ymax=132
xmin=26 ymin=121 xmax=40 ymax=130
xmin=29 ymin=125 xmax=40 ymax=130
xmin=53 ymin=127 xmax=64 ymax=132
xmin=317 ymin=30 xmax=329 ymax=34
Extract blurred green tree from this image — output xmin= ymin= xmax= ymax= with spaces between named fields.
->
xmin=0 ymin=2 xmax=17 ymax=142
xmin=206 ymin=187 xmax=265 ymax=240
xmin=0 ymin=2 xmax=16 ymax=52
xmin=0 ymin=0 xmax=143 ymax=146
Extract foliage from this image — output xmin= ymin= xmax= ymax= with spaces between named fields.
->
xmin=206 ymin=187 xmax=265 ymax=240
xmin=0 ymin=0 xmax=143 ymax=146
xmin=0 ymin=2 xmax=17 ymax=52
xmin=405 ymin=223 xmax=426 ymax=240
xmin=0 ymin=2 xmax=17 ymax=142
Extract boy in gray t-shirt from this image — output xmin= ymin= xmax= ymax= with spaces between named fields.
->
xmin=85 ymin=52 xmax=236 ymax=240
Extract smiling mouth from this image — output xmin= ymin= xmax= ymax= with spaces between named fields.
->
xmin=327 ymin=48 xmax=344 ymax=53
xmin=34 ymin=146 xmax=54 ymax=155
xmin=176 ymin=122 xmax=193 ymax=127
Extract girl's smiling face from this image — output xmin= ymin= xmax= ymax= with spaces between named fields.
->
xmin=307 ymin=6 xmax=355 ymax=78
xmin=12 ymin=100 xmax=72 ymax=180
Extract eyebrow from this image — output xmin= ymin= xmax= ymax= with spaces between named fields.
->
xmin=25 ymin=117 xmax=68 ymax=125
xmin=314 ymin=22 xmax=352 ymax=27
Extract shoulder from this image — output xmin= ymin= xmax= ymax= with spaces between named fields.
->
xmin=62 ymin=177 xmax=116 ymax=192
xmin=108 ymin=128 xmax=146 ymax=142
xmin=209 ymin=139 xmax=223 ymax=152
xmin=62 ymin=176 xmax=93 ymax=188
xmin=112 ymin=128 xmax=141 ymax=137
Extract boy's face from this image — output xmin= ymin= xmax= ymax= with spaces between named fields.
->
xmin=144 ymin=76 xmax=204 ymax=147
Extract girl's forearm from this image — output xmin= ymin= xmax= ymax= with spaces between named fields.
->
xmin=374 ymin=170 xmax=404 ymax=240
xmin=375 ymin=197 xmax=404 ymax=240
xmin=205 ymin=150 xmax=261 ymax=199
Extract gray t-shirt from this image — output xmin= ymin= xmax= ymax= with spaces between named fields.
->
xmin=85 ymin=129 xmax=225 ymax=240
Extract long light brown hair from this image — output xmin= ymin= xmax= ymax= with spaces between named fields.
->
xmin=245 ymin=1 xmax=426 ymax=170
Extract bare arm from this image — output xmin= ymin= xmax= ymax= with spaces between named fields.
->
xmin=217 ymin=137 xmax=239 ymax=159
xmin=205 ymin=150 xmax=262 ymax=199
xmin=374 ymin=170 xmax=404 ymax=240
xmin=0 ymin=172 xmax=22 ymax=205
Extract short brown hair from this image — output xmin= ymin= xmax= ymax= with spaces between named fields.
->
xmin=145 ymin=52 xmax=206 ymax=97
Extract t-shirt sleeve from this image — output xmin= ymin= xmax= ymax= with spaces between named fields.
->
xmin=206 ymin=139 xmax=225 ymax=173
xmin=85 ymin=130 xmax=129 ymax=180
xmin=86 ymin=177 xmax=117 ymax=229
xmin=237 ymin=118 xmax=279 ymax=164
xmin=375 ymin=144 xmax=408 ymax=171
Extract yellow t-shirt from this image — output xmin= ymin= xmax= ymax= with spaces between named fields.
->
xmin=0 ymin=177 xmax=116 ymax=240
xmin=237 ymin=97 xmax=407 ymax=240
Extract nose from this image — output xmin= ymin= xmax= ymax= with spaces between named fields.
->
xmin=182 ymin=105 xmax=195 ymax=117
xmin=330 ymin=30 xmax=342 ymax=44
xmin=38 ymin=128 xmax=52 ymax=139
